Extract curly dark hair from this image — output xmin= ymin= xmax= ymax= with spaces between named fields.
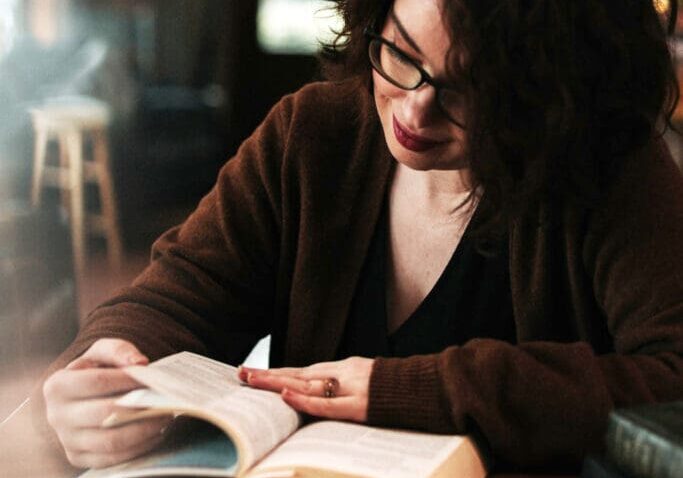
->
xmin=320 ymin=0 xmax=679 ymax=244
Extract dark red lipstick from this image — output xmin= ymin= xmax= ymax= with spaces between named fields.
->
xmin=392 ymin=116 xmax=444 ymax=152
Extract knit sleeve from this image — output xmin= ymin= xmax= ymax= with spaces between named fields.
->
xmin=366 ymin=140 xmax=683 ymax=471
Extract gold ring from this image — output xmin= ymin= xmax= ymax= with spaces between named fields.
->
xmin=323 ymin=377 xmax=339 ymax=398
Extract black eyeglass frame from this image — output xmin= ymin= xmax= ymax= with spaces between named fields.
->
xmin=364 ymin=27 xmax=467 ymax=130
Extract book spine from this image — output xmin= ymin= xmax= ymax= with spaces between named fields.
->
xmin=606 ymin=413 xmax=683 ymax=478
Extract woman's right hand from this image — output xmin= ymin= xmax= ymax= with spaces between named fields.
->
xmin=43 ymin=338 xmax=173 ymax=469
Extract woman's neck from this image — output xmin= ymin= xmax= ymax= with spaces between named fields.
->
xmin=393 ymin=163 xmax=474 ymax=218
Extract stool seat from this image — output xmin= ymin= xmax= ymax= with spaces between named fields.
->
xmin=30 ymin=96 xmax=122 ymax=291
xmin=30 ymin=97 xmax=111 ymax=129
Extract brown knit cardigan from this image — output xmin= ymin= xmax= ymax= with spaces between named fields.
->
xmin=38 ymin=80 xmax=683 ymax=471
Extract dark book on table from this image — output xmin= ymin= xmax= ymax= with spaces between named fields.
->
xmin=605 ymin=401 xmax=683 ymax=478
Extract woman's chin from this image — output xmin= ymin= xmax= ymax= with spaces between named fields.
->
xmin=394 ymin=155 xmax=436 ymax=171
xmin=388 ymin=141 xmax=466 ymax=171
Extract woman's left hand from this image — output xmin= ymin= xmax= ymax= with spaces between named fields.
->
xmin=238 ymin=357 xmax=374 ymax=422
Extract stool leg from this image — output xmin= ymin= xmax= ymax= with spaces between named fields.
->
xmin=57 ymin=133 xmax=71 ymax=216
xmin=92 ymin=129 xmax=123 ymax=271
xmin=64 ymin=129 xmax=86 ymax=282
xmin=31 ymin=125 xmax=49 ymax=207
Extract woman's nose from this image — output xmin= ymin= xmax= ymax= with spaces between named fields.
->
xmin=400 ymin=83 xmax=440 ymax=128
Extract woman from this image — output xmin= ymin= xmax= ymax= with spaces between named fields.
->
xmin=41 ymin=0 xmax=683 ymax=473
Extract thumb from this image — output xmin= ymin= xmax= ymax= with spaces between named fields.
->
xmin=68 ymin=338 xmax=148 ymax=370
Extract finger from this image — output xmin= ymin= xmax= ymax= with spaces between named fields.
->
xmin=281 ymin=388 xmax=367 ymax=422
xmin=65 ymin=429 xmax=167 ymax=469
xmin=55 ymin=396 xmax=130 ymax=429
xmin=297 ymin=361 xmax=342 ymax=377
xmin=240 ymin=363 xmax=339 ymax=381
xmin=239 ymin=366 xmax=307 ymax=381
xmin=80 ymin=339 xmax=148 ymax=368
xmin=246 ymin=372 xmax=325 ymax=396
xmin=66 ymin=356 xmax=103 ymax=371
xmin=47 ymin=368 xmax=142 ymax=400
xmin=66 ymin=416 xmax=172 ymax=455
xmin=52 ymin=397 xmax=119 ymax=429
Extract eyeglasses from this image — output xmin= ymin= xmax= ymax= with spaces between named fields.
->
xmin=364 ymin=29 xmax=467 ymax=129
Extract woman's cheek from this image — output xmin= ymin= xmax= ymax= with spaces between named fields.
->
xmin=372 ymin=71 xmax=406 ymax=102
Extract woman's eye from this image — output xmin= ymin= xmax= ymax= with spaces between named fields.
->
xmin=387 ymin=47 xmax=412 ymax=66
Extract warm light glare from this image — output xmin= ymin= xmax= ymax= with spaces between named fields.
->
xmin=31 ymin=0 xmax=62 ymax=46
xmin=654 ymin=0 xmax=670 ymax=15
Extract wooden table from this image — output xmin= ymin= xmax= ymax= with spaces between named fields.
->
xmin=0 ymin=402 xmax=578 ymax=478
xmin=0 ymin=365 xmax=577 ymax=478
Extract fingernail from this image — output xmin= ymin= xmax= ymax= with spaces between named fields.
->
xmin=128 ymin=355 xmax=147 ymax=365
xmin=66 ymin=357 xmax=95 ymax=370
xmin=65 ymin=360 xmax=80 ymax=370
xmin=247 ymin=372 xmax=253 ymax=383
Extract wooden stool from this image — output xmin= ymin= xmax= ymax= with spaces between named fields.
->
xmin=30 ymin=97 xmax=123 ymax=277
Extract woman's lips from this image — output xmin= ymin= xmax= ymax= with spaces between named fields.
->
xmin=392 ymin=116 xmax=445 ymax=152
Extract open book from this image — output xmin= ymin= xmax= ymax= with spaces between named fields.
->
xmin=80 ymin=352 xmax=487 ymax=478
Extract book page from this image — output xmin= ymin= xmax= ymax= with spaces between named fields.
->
xmin=115 ymin=387 xmax=189 ymax=409
xmin=250 ymin=421 xmax=483 ymax=478
xmin=120 ymin=352 xmax=301 ymax=470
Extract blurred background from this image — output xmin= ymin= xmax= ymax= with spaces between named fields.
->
xmin=0 ymin=2 xmax=682 ymax=470
xmin=0 ymin=0 xmax=341 ymax=436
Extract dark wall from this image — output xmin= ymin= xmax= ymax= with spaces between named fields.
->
xmin=102 ymin=1 xmax=320 ymax=247
xmin=225 ymin=2 xmax=321 ymax=153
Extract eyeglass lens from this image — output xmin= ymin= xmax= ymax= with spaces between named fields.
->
xmin=369 ymin=38 xmax=466 ymax=128
xmin=372 ymin=39 xmax=421 ymax=88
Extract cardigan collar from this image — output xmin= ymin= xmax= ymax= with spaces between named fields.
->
xmin=283 ymin=103 xmax=395 ymax=366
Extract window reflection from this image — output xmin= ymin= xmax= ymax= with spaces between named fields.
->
xmin=0 ymin=0 xmax=21 ymax=57
xmin=257 ymin=0 xmax=343 ymax=54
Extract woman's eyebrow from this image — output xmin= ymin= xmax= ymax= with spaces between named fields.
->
xmin=389 ymin=9 xmax=423 ymax=55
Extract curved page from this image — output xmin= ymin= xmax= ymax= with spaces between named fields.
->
xmin=119 ymin=352 xmax=301 ymax=474
xmin=80 ymin=419 xmax=239 ymax=478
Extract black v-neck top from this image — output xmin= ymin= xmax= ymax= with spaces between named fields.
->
xmin=337 ymin=201 xmax=516 ymax=359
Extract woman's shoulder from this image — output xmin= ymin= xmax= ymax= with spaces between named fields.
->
xmin=277 ymin=79 xmax=376 ymax=130
xmin=286 ymin=78 xmax=370 ymax=107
